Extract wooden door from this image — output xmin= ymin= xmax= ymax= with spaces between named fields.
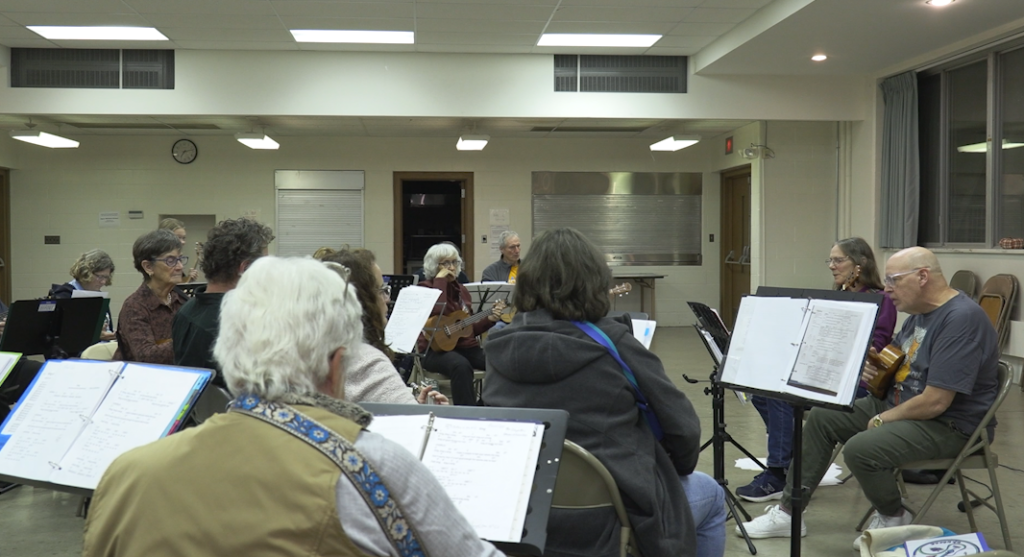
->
xmin=393 ymin=172 xmax=474 ymax=277
xmin=0 ymin=169 xmax=10 ymax=304
xmin=720 ymin=167 xmax=751 ymax=329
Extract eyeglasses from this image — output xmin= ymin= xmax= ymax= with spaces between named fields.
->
xmin=825 ymin=257 xmax=850 ymax=266
xmin=883 ymin=267 xmax=928 ymax=288
xmin=504 ymin=244 xmax=521 ymax=251
xmin=378 ymin=284 xmax=392 ymax=299
xmin=151 ymin=255 xmax=188 ymax=267
xmin=439 ymin=260 xmax=459 ymax=268
xmin=93 ymin=273 xmax=112 ymax=283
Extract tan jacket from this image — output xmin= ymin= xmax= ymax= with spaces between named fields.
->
xmin=83 ymin=404 xmax=374 ymax=557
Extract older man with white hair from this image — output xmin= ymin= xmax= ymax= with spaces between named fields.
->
xmin=83 ymin=256 xmax=505 ymax=557
xmin=481 ymin=230 xmax=522 ymax=284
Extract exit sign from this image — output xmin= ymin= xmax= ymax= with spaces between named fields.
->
xmin=725 ymin=136 xmax=734 ymax=155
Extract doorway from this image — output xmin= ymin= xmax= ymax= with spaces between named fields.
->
xmin=393 ymin=172 xmax=474 ymax=278
xmin=720 ymin=167 xmax=751 ymax=329
xmin=0 ymin=169 xmax=9 ymax=304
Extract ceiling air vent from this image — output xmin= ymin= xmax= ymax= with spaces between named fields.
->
xmin=11 ymin=48 xmax=174 ymax=90
xmin=553 ymin=55 xmax=687 ymax=93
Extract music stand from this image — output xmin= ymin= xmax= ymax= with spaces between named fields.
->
xmin=721 ymin=287 xmax=882 ymax=557
xmin=463 ymin=282 xmax=514 ymax=314
xmin=360 ymin=402 xmax=569 ymax=557
xmin=686 ymin=301 xmax=760 ymax=555
xmin=0 ymin=298 xmax=109 ymax=359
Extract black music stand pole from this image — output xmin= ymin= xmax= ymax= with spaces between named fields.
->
xmin=789 ymin=403 xmax=808 ymax=557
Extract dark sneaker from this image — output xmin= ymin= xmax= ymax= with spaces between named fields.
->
xmin=736 ymin=471 xmax=786 ymax=502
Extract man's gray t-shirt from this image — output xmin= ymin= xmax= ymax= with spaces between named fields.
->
xmin=889 ymin=292 xmax=999 ymax=436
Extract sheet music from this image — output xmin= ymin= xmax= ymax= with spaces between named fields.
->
xmin=0 ymin=360 xmax=121 ymax=481
xmin=419 ymin=417 xmax=543 ymax=543
xmin=720 ymin=297 xmax=807 ymax=390
xmin=368 ymin=414 xmax=433 ymax=458
xmin=50 ymin=363 xmax=206 ymax=489
xmin=787 ymin=299 xmax=876 ymax=399
xmin=384 ymin=286 xmax=442 ymax=354
xmin=70 ymin=290 xmax=109 ymax=299
xmin=631 ymin=319 xmax=656 ymax=349
xmin=699 ymin=329 xmax=723 ymax=365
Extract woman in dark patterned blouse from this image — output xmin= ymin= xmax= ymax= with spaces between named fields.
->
xmin=113 ymin=230 xmax=187 ymax=364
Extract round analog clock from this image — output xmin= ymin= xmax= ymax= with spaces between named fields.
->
xmin=171 ymin=139 xmax=198 ymax=164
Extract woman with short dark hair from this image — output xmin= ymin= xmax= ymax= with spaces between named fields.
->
xmin=49 ymin=249 xmax=117 ymax=341
xmin=484 ymin=228 xmax=726 ymax=557
xmin=113 ymin=230 xmax=187 ymax=364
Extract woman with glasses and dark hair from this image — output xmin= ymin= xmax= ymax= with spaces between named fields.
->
xmin=483 ymin=228 xmax=726 ymax=557
xmin=418 ymin=242 xmax=502 ymax=406
xmin=48 ymin=249 xmax=117 ymax=341
xmin=736 ymin=237 xmax=897 ymax=503
xmin=113 ymin=230 xmax=188 ymax=364
xmin=322 ymin=248 xmax=447 ymax=405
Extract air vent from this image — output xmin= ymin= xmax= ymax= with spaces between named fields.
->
xmin=11 ymin=48 xmax=174 ymax=90
xmin=554 ymin=55 xmax=687 ymax=93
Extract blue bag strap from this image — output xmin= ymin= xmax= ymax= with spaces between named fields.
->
xmin=572 ymin=321 xmax=664 ymax=441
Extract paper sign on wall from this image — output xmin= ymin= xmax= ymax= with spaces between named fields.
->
xmin=489 ymin=208 xmax=510 ymax=262
xmin=98 ymin=212 xmax=120 ymax=228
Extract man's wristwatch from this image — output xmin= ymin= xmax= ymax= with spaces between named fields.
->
xmin=871 ymin=414 xmax=884 ymax=428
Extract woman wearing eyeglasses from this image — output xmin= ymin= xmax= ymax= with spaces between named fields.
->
xmin=321 ymin=248 xmax=447 ymax=405
xmin=48 ymin=249 xmax=117 ymax=341
xmin=113 ymin=230 xmax=188 ymax=364
xmin=736 ymin=237 xmax=897 ymax=503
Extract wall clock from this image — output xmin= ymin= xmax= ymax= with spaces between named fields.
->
xmin=172 ymin=139 xmax=198 ymax=164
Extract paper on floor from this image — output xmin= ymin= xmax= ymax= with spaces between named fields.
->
xmin=734 ymin=457 xmax=845 ymax=486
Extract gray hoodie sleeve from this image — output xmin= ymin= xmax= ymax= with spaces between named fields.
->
xmin=337 ymin=430 xmax=507 ymax=557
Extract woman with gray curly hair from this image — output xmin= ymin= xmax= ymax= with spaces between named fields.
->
xmin=84 ymin=256 xmax=504 ymax=557
xmin=417 ymin=242 xmax=503 ymax=405
xmin=49 ymin=249 xmax=116 ymax=341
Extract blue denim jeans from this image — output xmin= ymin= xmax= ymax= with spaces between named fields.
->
xmin=751 ymin=396 xmax=795 ymax=468
xmin=681 ymin=471 xmax=727 ymax=557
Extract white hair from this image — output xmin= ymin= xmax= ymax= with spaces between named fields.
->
xmin=423 ymin=243 xmax=462 ymax=280
xmin=214 ymin=256 xmax=363 ymax=400
xmin=498 ymin=230 xmax=520 ymax=249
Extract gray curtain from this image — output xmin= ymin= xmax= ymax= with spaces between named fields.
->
xmin=879 ymin=71 xmax=920 ymax=248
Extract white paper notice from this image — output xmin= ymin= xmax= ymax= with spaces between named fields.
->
xmin=50 ymin=363 xmax=203 ymax=489
xmin=488 ymin=208 xmax=511 ymax=262
xmin=368 ymin=414 xmax=433 ymax=458
xmin=0 ymin=361 xmax=120 ymax=481
xmin=384 ymin=286 xmax=442 ymax=354
xmin=420 ymin=418 xmax=543 ymax=542
xmin=632 ymin=319 xmax=656 ymax=349
xmin=98 ymin=211 xmax=120 ymax=228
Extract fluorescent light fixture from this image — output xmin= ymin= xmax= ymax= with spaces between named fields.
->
xmin=926 ymin=0 xmax=954 ymax=5
xmin=811 ymin=54 xmax=827 ymax=62
xmin=235 ymin=133 xmax=280 ymax=150
xmin=10 ymin=130 xmax=79 ymax=149
xmin=27 ymin=26 xmax=168 ymax=41
xmin=537 ymin=33 xmax=661 ymax=48
xmin=291 ymin=29 xmax=414 ymax=44
xmin=649 ymin=135 xmax=700 ymax=152
xmin=956 ymin=139 xmax=1024 ymax=153
xmin=456 ymin=135 xmax=489 ymax=151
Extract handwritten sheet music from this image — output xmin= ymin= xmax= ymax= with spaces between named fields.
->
xmin=0 ymin=360 xmax=120 ymax=481
xmin=368 ymin=414 xmax=433 ymax=458
xmin=384 ymin=286 xmax=442 ymax=354
xmin=419 ymin=418 xmax=543 ymax=543
xmin=50 ymin=363 xmax=205 ymax=489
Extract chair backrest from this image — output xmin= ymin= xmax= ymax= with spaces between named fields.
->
xmin=190 ymin=386 xmax=232 ymax=424
xmin=979 ymin=294 xmax=1004 ymax=330
xmin=979 ymin=274 xmax=1019 ymax=348
xmin=963 ymin=361 xmax=1012 ymax=451
xmin=552 ymin=440 xmax=630 ymax=520
xmin=949 ymin=270 xmax=978 ymax=300
xmin=80 ymin=341 xmax=118 ymax=361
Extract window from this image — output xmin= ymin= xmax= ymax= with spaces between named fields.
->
xmin=917 ymin=43 xmax=1024 ymax=246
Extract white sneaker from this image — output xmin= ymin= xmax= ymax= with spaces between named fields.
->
xmin=737 ymin=505 xmax=807 ymax=539
xmin=853 ymin=509 xmax=914 ymax=551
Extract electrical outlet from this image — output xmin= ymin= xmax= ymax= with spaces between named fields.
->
xmin=709 ymin=234 xmax=715 ymax=242
xmin=44 ymin=235 xmax=60 ymax=245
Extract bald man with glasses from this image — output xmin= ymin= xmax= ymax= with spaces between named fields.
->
xmin=741 ymin=247 xmax=1001 ymax=550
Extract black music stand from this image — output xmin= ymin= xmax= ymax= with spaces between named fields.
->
xmin=0 ymin=298 xmax=109 ymax=359
xmin=722 ymin=287 xmax=882 ymax=557
xmin=686 ymin=301 xmax=760 ymax=555
xmin=383 ymin=274 xmax=417 ymax=314
xmin=360 ymin=402 xmax=569 ymax=557
xmin=464 ymin=282 xmax=514 ymax=314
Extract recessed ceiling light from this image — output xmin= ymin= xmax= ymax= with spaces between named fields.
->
xmin=235 ymin=133 xmax=280 ymax=150
xmin=27 ymin=26 xmax=168 ymax=41
xmin=537 ymin=34 xmax=661 ymax=48
xmin=10 ymin=130 xmax=79 ymax=149
xmin=290 ymin=30 xmax=414 ymax=44
xmin=811 ymin=54 xmax=827 ymax=62
xmin=926 ymin=0 xmax=955 ymax=6
xmin=649 ymin=135 xmax=701 ymax=152
xmin=456 ymin=135 xmax=489 ymax=151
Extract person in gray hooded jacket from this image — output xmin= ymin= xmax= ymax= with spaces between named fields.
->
xmin=483 ymin=227 xmax=726 ymax=557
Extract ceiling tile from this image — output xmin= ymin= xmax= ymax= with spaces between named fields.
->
xmin=0 ymin=25 xmax=49 ymax=39
xmin=162 ymin=27 xmax=294 ymax=41
xmin=684 ymin=8 xmax=757 ymax=23
xmin=277 ymin=17 xmax=415 ymax=31
xmin=3 ymin=12 xmax=151 ymax=26
xmin=552 ymin=6 xmax=695 ymax=23
xmin=0 ymin=38 xmax=58 ymax=48
xmin=416 ymin=32 xmax=537 ymax=45
xmin=544 ymin=21 xmax=678 ymax=34
xmin=644 ymin=46 xmax=700 ymax=56
xmin=532 ymin=45 xmax=654 ymax=55
xmin=665 ymin=22 xmax=736 ymax=35
xmin=126 ymin=0 xmax=276 ymax=16
xmin=416 ymin=3 xmax=554 ymax=21
xmin=47 ymin=39 xmax=184 ymax=49
xmin=697 ymin=0 xmax=772 ymax=8
xmin=655 ymin=35 xmax=716 ymax=48
xmin=173 ymin=40 xmax=299 ymax=50
xmin=270 ymin=1 xmax=414 ymax=18
xmin=142 ymin=14 xmax=285 ymax=30
xmin=415 ymin=18 xmax=544 ymax=34
xmin=559 ymin=0 xmax=702 ymax=6
xmin=416 ymin=43 xmax=534 ymax=53
xmin=294 ymin=42 xmax=417 ymax=52
xmin=1 ymin=0 xmax=127 ymax=12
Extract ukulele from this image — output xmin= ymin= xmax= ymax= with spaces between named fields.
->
xmin=500 ymin=283 xmax=633 ymax=323
xmin=841 ymin=265 xmax=861 ymax=291
xmin=186 ymin=242 xmax=204 ymax=282
xmin=425 ymin=299 xmax=507 ymax=352
xmin=865 ymin=344 xmax=906 ymax=399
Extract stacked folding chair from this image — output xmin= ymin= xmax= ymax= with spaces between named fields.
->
xmin=977 ymin=274 xmax=1019 ymax=351
xmin=949 ymin=269 xmax=979 ymax=301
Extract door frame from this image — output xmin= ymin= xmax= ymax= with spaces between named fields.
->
xmin=393 ymin=172 xmax=474 ymax=277
xmin=0 ymin=168 xmax=10 ymax=304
